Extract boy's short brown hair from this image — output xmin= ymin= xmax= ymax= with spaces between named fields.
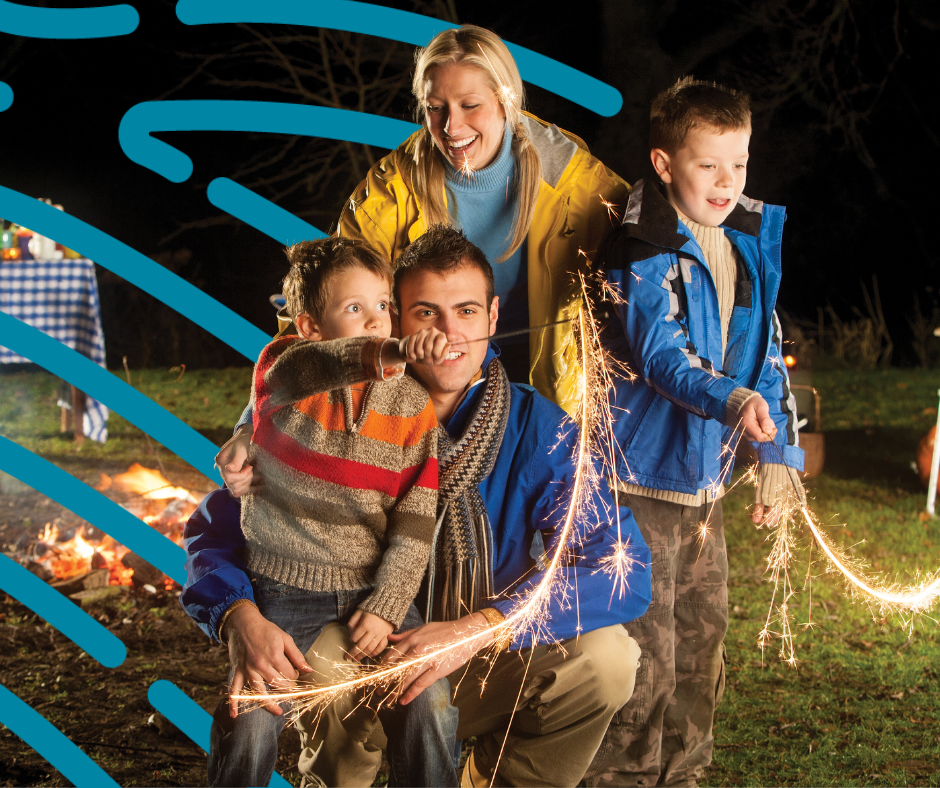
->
xmin=282 ymin=238 xmax=393 ymax=320
xmin=393 ymin=224 xmax=495 ymax=309
xmin=650 ymin=76 xmax=751 ymax=153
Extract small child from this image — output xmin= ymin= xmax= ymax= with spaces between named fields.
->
xmin=210 ymin=237 xmax=452 ymax=787
xmin=590 ymin=78 xmax=805 ymax=786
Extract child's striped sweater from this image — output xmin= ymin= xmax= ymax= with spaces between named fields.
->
xmin=241 ymin=334 xmax=439 ymax=627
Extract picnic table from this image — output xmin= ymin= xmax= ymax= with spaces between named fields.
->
xmin=0 ymin=257 xmax=109 ymax=443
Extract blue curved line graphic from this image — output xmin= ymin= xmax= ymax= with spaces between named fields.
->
xmin=0 ymin=0 xmax=138 ymax=39
xmin=0 ymin=184 xmax=268 ymax=361
xmin=0 ymin=554 xmax=126 ymax=668
xmin=175 ymin=0 xmax=622 ymax=116
xmin=119 ymin=101 xmax=419 ymax=183
xmin=0 ymin=312 xmax=221 ymax=481
xmin=208 ymin=178 xmax=327 ymax=245
xmin=0 ymin=684 xmax=121 ymax=788
xmin=0 ymin=437 xmax=187 ymax=585
xmin=148 ymin=681 xmax=292 ymax=787
xmin=0 ymin=81 xmax=12 ymax=112
xmin=147 ymin=680 xmax=211 ymax=750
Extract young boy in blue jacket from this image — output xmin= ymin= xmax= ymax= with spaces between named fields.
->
xmin=587 ymin=78 xmax=805 ymax=787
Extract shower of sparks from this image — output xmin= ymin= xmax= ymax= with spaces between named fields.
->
xmin=571 ymin=268 xmax=641 ymax=601
xmin=756 ymin=490 xmax=801 ymax=667
xmin=599 ymin=194 xmax=622 ymax=224
xmin=232 ymin=270 xmax=645 ymax=719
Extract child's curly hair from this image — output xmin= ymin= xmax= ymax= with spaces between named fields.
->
xmin=282 ymin=238 xmax=393 ymax=320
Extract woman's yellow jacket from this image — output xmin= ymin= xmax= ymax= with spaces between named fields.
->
xmin=336 ymin=112 xmax=630 ymax=414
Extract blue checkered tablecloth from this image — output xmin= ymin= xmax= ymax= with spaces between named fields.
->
xmin=0 ymin=257 xmax=109 ymax=442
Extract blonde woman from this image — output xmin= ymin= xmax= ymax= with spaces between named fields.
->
xmin=338 ymin=24 xmax=630 ymax=409
xmin=208 ymin=27 xmax=638 ymax=785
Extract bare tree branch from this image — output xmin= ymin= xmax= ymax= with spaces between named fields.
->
xmin=158 ymin=1 xmax=452 ymax=241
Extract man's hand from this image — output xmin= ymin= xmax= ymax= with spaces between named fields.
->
xmin=223 ymin=602 xmax=313 ymax=718
xmin=389 ymin=328 xmax=452 ymax=367
xmin=347 ymin=609 xmax=394 ymax=661
xmin=383 ymin=614 xmax=494 ymax=706
xmin=739 ymin=395 xmax=777 ymax=443
xmin=215 ymin=425 xmax=258 ymax=497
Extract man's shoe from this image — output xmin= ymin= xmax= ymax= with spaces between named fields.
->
xmin=460 ymin=749 xmax=510 ymax=787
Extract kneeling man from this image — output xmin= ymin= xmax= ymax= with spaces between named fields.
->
xmin=182 ymin=225 xmax=652 ymax=787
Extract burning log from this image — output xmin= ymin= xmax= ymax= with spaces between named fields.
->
xmin=10 ymin=463 xmax=204 ymax=593
xmin=121 ymin=551 xmax=164 ymax=589
xmin=51 ymin=568 xmax=110 ymax=596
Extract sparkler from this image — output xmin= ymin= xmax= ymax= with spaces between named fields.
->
xmin=477 ymin=44 xmax=517 ymax=110
xmin=233 ymin=272 xmax=643 ymax=719
xmin=457 ymin=151 xmax=475 ymax=182
xmin=739 ymin=420 xmax=940 ymax=665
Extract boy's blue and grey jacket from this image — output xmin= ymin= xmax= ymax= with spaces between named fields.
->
xmin=181 ymin=346 xmax=652 ymax=650
xmin=599 ymin=179 xmax=804 ymax=496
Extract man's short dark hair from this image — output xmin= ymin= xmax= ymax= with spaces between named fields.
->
xmin=282 ymin=237 xmax=393 ymax=320
xmin=650 ymin=76 xmax=751 ymax=154
xmin=393 ymin=224 xmax=495 ymax=308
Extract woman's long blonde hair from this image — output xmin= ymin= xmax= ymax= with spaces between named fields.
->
xmin=411 ymin=25 xmax=541 ymax=262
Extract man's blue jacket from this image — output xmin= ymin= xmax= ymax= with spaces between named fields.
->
xmin=600 ymin=180 xmax=804 ymax=495
xmin=181 ymin=346 xmax=652 ymax=650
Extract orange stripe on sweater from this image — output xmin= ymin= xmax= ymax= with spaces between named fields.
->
xmin=293 ymin=392 xmax=346 ymax=431
xmin=291 ymin=392 xmax=438 ymax=446
xmin=359 ymin=399 xmax=438 ymax=447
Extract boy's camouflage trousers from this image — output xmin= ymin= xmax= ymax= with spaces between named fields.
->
xmin=586 ymin=495 xmax=729 ymax=787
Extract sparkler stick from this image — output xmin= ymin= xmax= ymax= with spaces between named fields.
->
xmin=467 ymin=316 xmax=576 ymax=345
xmin=457 ymin=312 xmax=613 ymax=347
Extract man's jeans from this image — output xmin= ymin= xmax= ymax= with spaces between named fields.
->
xmin=208 ymin=577 xmax=459 ymax=787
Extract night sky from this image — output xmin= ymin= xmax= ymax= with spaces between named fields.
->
xmin=2 ymin=0 xmax=937 ymax=367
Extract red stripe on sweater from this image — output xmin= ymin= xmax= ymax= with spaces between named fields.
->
xmin=253 ymin=336 xmax=299 ymax=419
xmin=254 ymin=417 xmax=438 ymax=496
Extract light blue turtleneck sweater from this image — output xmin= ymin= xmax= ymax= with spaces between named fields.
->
xmin=444 ymin=124 xmax=528 ymax=339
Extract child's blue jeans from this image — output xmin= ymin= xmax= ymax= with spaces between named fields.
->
xmin=207 ymin=575 xmax=459 ymax=787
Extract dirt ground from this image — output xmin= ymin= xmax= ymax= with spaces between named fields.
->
xmin=0 ymin=482 xmax=310 ymax=787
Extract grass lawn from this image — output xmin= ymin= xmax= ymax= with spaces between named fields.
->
xmin=0 ymin=366 xmax=251 ymax=494
xmin=711 ymin=368 xmax=940 ymax=786
xmin=2 ymin=364 xmax=940 ymax=785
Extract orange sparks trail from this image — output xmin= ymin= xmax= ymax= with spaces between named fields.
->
xmin=743 ymin=435 xmax=940 ymax=665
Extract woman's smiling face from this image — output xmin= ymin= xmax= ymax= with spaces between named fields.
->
xmin=423 ymin=61 xmax=507 ymax=171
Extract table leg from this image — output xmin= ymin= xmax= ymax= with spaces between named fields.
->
xmin=71 ymin=385 xmax=86 ymax=446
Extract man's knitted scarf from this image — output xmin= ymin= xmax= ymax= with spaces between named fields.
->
xmin=427 ymin=358 xmax=510 ymax=623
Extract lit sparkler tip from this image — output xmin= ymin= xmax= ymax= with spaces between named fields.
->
xmin=497 ymin=84 xmax=517 ymax=105
xmin=456 ymin=152 xmax=476 ymax=182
